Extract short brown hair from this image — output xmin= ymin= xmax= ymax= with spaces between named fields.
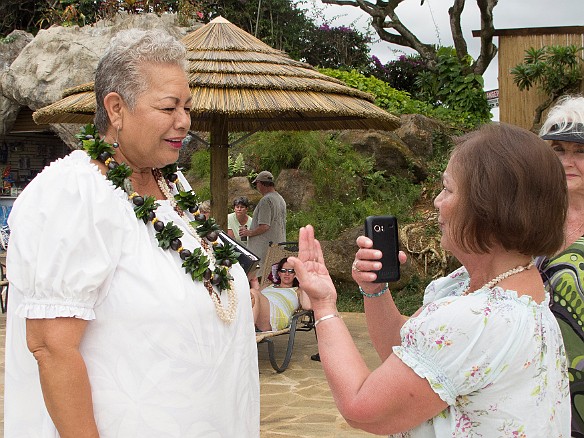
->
xmin=448 ymin=123 xmax=567 ymax=257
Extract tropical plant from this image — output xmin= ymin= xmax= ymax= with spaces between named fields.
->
xmin=415 ymin=47 xmax=491 ymax=121
xmin=227 ymin=153 xmax=246 ymax=177
xmin=511 ymin=44 xmax=584 ymax=129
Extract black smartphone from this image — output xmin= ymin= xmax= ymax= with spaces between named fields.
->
xmin=364 ymin=215 xmax=400 ymax=283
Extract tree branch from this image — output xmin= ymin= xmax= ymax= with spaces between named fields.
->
xmin=448 ymin=0 xmax=469 ymax=63
xmin=323 ymin=0 xmax=437 ymax=62
xmin=473 ymin=0 xmax=498 ymax=75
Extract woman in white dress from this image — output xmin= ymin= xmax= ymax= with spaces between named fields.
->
xmin=4 ymin=29 xmax=259 ymax=437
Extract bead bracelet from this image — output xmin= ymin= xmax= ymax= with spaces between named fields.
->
xmin=359 ymin=283 xmax=389 ymax=298
xmin=314 ymin=313 xmax=341 ymax=328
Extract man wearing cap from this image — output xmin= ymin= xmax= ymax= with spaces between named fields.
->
xmin=240 ymin=170 xmax=287 ymax=278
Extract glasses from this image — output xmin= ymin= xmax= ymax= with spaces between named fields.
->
xmin=278 ymin=268 xmax=295 ymax=274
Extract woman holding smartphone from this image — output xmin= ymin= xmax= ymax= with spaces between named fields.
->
xmin=288 ymin=123 xmax=570 ymax=437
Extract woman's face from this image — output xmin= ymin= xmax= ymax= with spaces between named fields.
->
xmin=551 ymin=140 xmax=584 ymax=196
xmin=434 ymin=160 xmax=460 ymax=253
xmin=234 ymin=203 xmax=248 ymax=218
xmin=278 ymin=261 xmax=296 ymax=286
xmin=118 ymin=63 xmax=192 ymax=169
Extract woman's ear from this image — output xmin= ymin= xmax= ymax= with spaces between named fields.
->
xmin=103 ymin=92 xmax=124 ymax=129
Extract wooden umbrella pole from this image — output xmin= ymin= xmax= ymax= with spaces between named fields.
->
xmin=210 ymin=114 xmax=229 ymax=230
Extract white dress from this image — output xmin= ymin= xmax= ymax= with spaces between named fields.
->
xmin=391 ymin=267 xmax=570 ymax=437
xmin=4 ymin=150 xmax=260 ymax=437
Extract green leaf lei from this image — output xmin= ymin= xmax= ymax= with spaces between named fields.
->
xmin=79 ymin=125 xmax=241 ymax=321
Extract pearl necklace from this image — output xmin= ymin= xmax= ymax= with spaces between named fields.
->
xmin=462 ymin=259 xmax=535 ymax=296
xmin=78 ymin=125 xmax=238 ymax=323
xmin=155 ymin=171 xmax=238 ymax=323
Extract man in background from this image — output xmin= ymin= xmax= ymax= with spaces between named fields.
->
xmin=240 ymin=170 xmax=286 ymax=280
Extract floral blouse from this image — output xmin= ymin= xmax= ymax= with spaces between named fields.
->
xmin=391 ymin=266 xmax=571 ymax=437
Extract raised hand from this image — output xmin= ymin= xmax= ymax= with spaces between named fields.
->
xmin=288 ymin=225 xmax=337 ymax=306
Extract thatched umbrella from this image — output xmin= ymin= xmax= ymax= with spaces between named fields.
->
xmin=33 ymin=16 xmax=399 ymax=228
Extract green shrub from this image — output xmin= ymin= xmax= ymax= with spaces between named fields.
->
xmin=228 ymin=153 xmax=246 ymax=177
xmin=319 ymin=67 xmax=488 ymax=130
xmin=335 ymin=274 xmax=430 ymax=314
xmin=336 ymin=282 xmax=365 ymax=312
xmin=415 ymin=47 xmax=491 ymax=123
xmin=188 ymin=150 xmax=210 ymax=178
xmin=240 ymin=131 xmax=372 ymax=202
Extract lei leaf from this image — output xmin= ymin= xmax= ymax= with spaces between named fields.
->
xmin=106 ymin=162 xmax=132 ymax=188
xmin=182 ymin=247 xmax=210 ymax=281
xmin=174 ymin=190 xmax=200 ymax=211
xmin=134 ymin=196 xmax=159 ymax=223
xmin=213 ymin=241 xmax=241 ymax=265
xmin=75 ymin=123 xmax=98 ymax=141
xmin=79 ymin=126 xmax=116 ymax=160
xmin=195 ymin=217 xmax=221 ymax=238
xmin=160 ymin=163 xmax=179 ymax=179
xmin=214 ymin=266 xmax=233 ymax=291
xmin=155 ymin=221 xmax=184 ymax=250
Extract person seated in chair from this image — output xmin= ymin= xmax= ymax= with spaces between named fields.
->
xmin=251 ymin=257 xmax=312 ymax=331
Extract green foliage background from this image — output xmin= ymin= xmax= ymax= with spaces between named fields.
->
xmin=2 ymin=1 xmax=492 ymax=312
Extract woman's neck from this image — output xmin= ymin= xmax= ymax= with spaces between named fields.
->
xmin=461 ymin=249 xmax=532 ymax=292
xmin=236 ymin=212 xmax=248 ymax=224
xmin=90 ymin=148 xmax=163 ymax=199
xmin=564 ymin=204 xmax=584 ymax=249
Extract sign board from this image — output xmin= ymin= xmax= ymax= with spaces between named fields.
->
xmin=486 ymin=89 xmax=499 ymax=108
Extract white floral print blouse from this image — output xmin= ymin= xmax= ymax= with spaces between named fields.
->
xmin=391 ymin=266 xmax=570 ymax=437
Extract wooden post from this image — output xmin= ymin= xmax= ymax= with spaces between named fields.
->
xmin=209 ymin=115 xmax=229 ymax=230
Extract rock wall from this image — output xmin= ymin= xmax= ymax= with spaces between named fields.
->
xmin=0 ymin=30 xmax=34 ymax=138
xmin=0 ymin=13 xmax=200 ymax=144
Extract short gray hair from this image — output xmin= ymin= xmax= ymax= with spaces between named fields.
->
xmin=199 ymin=200 xmax=211 ymax=214
xmin=540 ymin=94 xmax=584 ymax=137
xmin=94 ymin=28 xmax=188 ymax=133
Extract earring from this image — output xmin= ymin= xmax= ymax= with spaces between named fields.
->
xmin=113 ymin=126 xmax=120 ymax=148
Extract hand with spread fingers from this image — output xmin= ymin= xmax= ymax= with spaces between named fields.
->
xmin=288 ymin=225 xmax=337 ymax=309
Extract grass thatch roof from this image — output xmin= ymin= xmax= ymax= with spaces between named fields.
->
xmin=33 ymin=16 xmax=399 ymax=132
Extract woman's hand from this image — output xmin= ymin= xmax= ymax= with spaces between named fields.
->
xmin=288 ymin=225 xmax=337 ymax=308
xmin=352 ymin=235 xmax=407 ymax=295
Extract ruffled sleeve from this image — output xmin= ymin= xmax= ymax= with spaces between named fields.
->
xmin=393 ymin=290 xmax=531 ymax=405
xmin=7 ymin=151 xmax=132 ymax=320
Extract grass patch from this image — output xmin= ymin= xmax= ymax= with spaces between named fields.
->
xmin=335 ymin=274 xmax=429 ymax=315
xmin=336 ymin=281 xmax=364 ymax=313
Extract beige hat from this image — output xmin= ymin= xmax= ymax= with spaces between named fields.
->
xmin=252 ymin=170 xmax=274 ymax=184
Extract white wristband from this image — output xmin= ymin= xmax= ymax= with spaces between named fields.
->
xmin=314 ymin=313 xmax=340 ymax=328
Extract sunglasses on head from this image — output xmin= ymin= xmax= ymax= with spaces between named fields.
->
xmin=278 ymin=268 xmax=295 ymax=274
